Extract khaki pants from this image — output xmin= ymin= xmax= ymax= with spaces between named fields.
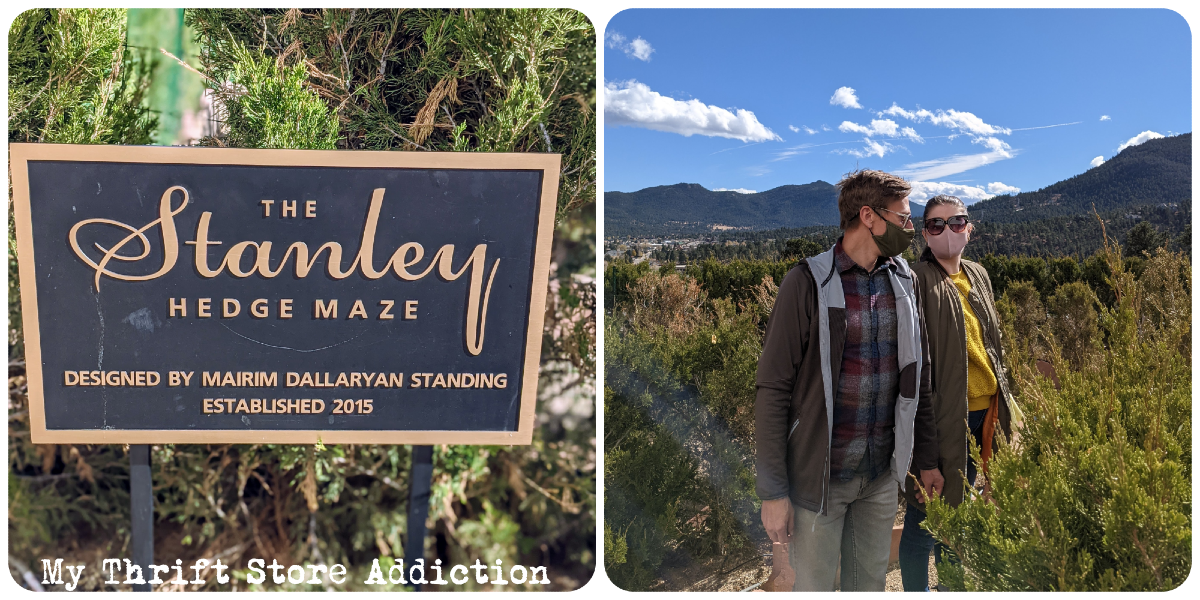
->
xmin=789 ymin=473 xmax=898 ymax=591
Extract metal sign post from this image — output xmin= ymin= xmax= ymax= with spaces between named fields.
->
xmin=129 ymin=444 xmax=153 ymax=592
xmin=406 ymin=445 xmax=435 ymax=591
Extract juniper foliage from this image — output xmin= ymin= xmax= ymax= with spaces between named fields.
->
xmin=7 ymin=8 xmax=157 ymax=145
xmin=185 ymin=8 xmax=594 ymax=222
xmin=924 ymin=238 xmax=1191 ymax=591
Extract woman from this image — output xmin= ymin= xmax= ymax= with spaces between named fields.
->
xmin=897 ymin=195 xmax=1015 ymax=591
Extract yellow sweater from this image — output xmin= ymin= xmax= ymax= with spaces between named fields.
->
xmin=949 ymin=270 xmax=998 ymax=411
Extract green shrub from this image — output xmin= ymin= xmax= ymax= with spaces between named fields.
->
xmin=924 ymin=242 xmax=1191 ymax=591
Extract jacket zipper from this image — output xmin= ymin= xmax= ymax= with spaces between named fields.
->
xmin=816 ymin=453 xmax=829 ymax=530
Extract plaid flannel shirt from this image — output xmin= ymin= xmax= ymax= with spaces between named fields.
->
xmin=830 ymin=240 xmax=900 ymax=482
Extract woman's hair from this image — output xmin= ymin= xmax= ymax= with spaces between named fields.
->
xmin=924 ymin=194 xmax=967 ymax=215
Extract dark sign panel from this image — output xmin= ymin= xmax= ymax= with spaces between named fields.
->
xmin=11 ymin=144 xmax=559 ymax=444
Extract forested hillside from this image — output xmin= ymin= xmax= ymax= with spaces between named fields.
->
xmin=605 ymin=181 xmax=838 ymax=237
xmin=950 ymin=133 xmax=1191 ymax=223
xmin=608 ymin=133 xmax=1191 ymax=250
xmin=648 ymin=203 xmax=1188 ymax=262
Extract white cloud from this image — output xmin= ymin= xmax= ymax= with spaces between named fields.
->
xmin=629 ymin=37 xmax=654 ymax=61
xmin=1100 ymin=115 xmax=1111 ymax=121
xmin=834 ymin=137 xmax=896 ymax=159
xmin=605 ymin=80 xmax=781 ymax=142
xmin=839 ymin=119 xmax=923 ymax=142
xmin=987 ymin=182 xmax=1020 ymax=195
xmin=830 ymin=86 xmax=862 ymax=109
xmin=973 ymin=136 xmax=1013 ymax=158
xmin=788 ymin=124 xmax=821 ymax=135
xmin=1090 ymin=156 xmax=1105 ymax=168
xmin=882 ymin=103 xmax=1010 ymax=136
xmin=822 ymin=125 xmax=831 ymax=131
xmin=894 ymin=150 xmax=1015 ymax=181
xmin=713 ymin=187 xmax=756 ymax=194
xmin=908 ymin=181 xmax=1019 ymax=204
xmin=1117 ymin=130 xmax=1165 ymax=152
xmin=605 ymin=31 xmax=654 ymax=61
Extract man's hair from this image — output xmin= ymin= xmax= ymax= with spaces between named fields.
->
xmin=835 ymin=169 xmax=912 ymax=230
xmin=924 ymin=194 xmax=967 ymax=216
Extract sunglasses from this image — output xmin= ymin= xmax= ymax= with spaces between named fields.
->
xmin=923 ymin=215 xmax=970 ymax=235
xmin=872 ymin=207 xmax=913 ymax=229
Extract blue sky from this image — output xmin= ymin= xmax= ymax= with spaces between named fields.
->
xmin=603 ymin=9 xmax=1191 ymax=202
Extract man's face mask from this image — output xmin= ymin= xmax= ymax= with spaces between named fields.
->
xmin=870 ymin=207 xmax=916 ymax=257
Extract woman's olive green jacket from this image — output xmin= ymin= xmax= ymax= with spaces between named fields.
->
xmin=904 ymin=246 xmax=1013 ymax=510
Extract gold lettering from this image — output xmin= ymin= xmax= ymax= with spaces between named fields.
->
xmin=66 ymin=186 xmax=499 ymax=354
xmin=69 ymin=186 xmax=187 ymax=291
xmin=223 ymin=298 xmax=241 ymax=318
xmin=378 ymin=300 xmax=395 ymax=320
xmin=356 ymin=189 xmax=387 ymax=278
xmin=315 ymin=299 xmax=338 ymax=319
xmin=348 ymin=300 xmax=368 ymax=320
xmin=186 ymin=212 xmax=223 ymax=277
xmin=251 ymin=299 xmax=268 ymax=318
xmin=169 ymin=297 xmax=186 ymax=317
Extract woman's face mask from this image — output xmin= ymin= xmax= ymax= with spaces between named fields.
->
xmin=924 ymin=214 xmax=971 ymax=259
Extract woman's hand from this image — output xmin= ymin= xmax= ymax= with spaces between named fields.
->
xmin=917 ymin=468 xmax=945 ymax=503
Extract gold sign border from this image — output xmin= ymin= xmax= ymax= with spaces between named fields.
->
xmin=10 ymin=143 xmax=560 ymax=445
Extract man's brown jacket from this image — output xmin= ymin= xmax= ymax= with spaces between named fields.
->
xmin=754 ymin=246 xmax=938 ymax=515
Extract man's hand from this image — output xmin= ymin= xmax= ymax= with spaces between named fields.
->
xmin=761 ymin=498 xmax=793 ymax=544
xmin=917 ymin=468 xmax=944 ymax=503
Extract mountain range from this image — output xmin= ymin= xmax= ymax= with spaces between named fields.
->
xmin=606 ymin=133 xmax=1190 ymax=238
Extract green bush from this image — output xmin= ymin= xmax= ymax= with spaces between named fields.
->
xmin=603 ymin=273 xmax=769 ymax=590
xmin=924 ymin=243 xmax=1191 ymax=591
xmin=605 ymin=240 xmax=1190 ymax=591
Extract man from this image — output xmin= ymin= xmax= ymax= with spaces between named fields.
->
xmin=754 ymin=169 xmax=940 ymax=591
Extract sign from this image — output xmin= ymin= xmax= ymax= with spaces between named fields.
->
xmin=10 ymin=144 xmax=559 ymax=444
